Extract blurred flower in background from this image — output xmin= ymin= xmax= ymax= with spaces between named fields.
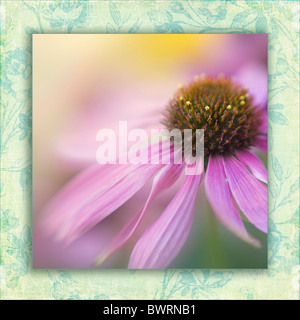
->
xmin=33 ymin=34 xmax=267 ymax=268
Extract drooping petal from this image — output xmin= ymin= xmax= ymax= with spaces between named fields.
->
xmin=205 ymin=154 xmax=261 ymax=247
xmin=94 ymin=163 xmax=185 ymax=267
xmin=128 ymin=173 xmax=202 ymax=269
xmin=223 ymin=155 xmax=268 ymax=233
xmin=236 ymin=149 xmax=267 ymax=184
xmin=56 ymin=163 xmax=165 ymax=244
xmin=41 ymin=163 xmax=133 ymax=235
xmin=42 ymin=141 xmax=171 ymax=244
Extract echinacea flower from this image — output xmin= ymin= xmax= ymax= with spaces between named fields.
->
xmin=40 ymin=63 xmax=267 ymax=269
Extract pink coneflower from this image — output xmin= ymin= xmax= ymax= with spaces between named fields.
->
xmin=41 ymin=73 xmax=267 ymax=269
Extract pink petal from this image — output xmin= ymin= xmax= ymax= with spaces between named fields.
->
xmin=128 ymin=173 xmax=202 ymax=269
xmin=223 ymin=155 xmax=268 ymax=233
xmin=56 ymin=82 xmax=170 ymax=169
xmin=205 ymin=154 xmax=261 ymax=247
xmin=42 ymin=141 xmax=174 ymax=244
xmin=236 ymin=149 xmax=267 ymax=184
xmin=41 ymin=163 xmax=132 ymax=235
xmin=94 ymin=163 xmax=185 ymax=266
xmin=56 ymin=163 xmax=165 ymax=244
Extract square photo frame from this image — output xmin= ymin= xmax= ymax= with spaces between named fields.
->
xmin=1 ymin=0 xmax=299 ymax=300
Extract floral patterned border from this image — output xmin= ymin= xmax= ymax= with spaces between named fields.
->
xmin=0 ymin=0 xmax=299 ymax=300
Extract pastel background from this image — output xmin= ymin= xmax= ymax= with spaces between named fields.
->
xmin=1 ymin=0 xmax=299 ymax=299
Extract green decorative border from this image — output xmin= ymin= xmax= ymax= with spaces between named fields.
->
xmin=1 ymin=0 xmax=299 ymax=300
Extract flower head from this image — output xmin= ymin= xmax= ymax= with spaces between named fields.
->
xmin=163 ymin=75 xmax=264 ymax=158
xmin=40 ymin=69 xmax=267 ymax=269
